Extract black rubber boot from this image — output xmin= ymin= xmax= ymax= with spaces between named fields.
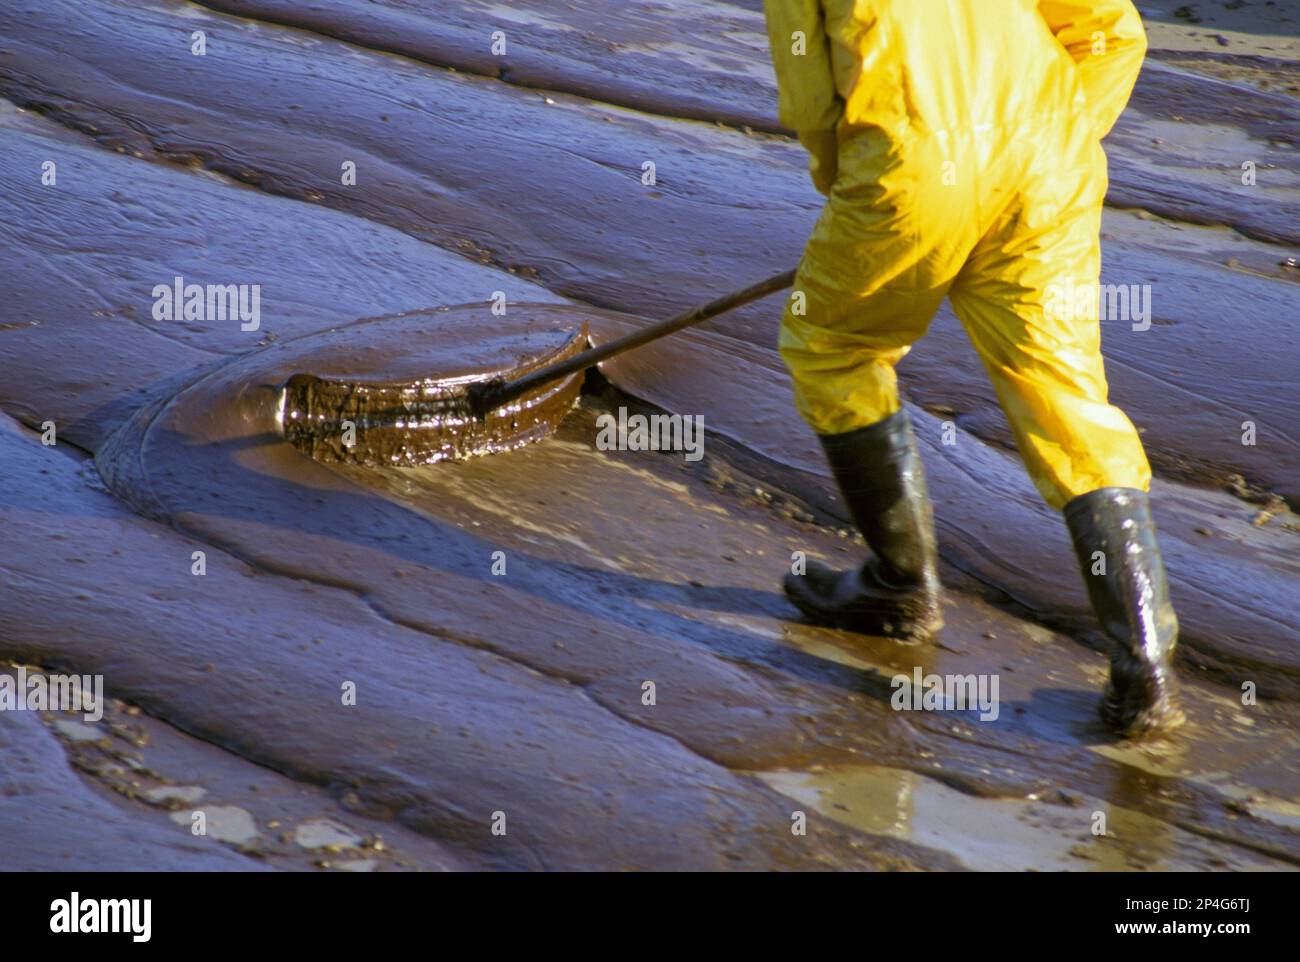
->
xmin=783 ymin=409 xmax=943 ymax=641
xmin=1064 ymin=487 xmax=1184 ymax=737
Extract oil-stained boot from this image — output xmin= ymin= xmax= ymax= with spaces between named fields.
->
xmin=1064 ymin=487 xmax=1184 ymax=737
xmin=783 ymin=410 xmax=943 ymax=641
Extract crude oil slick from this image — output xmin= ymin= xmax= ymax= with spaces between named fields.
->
xmin=280 ymin=308 xmax=588 ymax=464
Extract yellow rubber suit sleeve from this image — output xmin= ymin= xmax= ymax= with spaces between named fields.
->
xmin=763 ymin=0 xmax=842 ymax=194
xmin=1038 ymin=0 xmax=1148 ymax=139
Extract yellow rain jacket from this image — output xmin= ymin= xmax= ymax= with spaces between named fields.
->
xmin=765 ymin=0 xmax=1152 ymax=509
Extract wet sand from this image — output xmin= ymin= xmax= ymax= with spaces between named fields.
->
xmin=0 ymin=1 xmax=1296 ymax=870
xmin=0 ymin=693 xmax=261 ymax=871
xmin=1 ymin=665 xmax=466 ymax=871
xmin=4 ymin=409 xmax=953 ymax=871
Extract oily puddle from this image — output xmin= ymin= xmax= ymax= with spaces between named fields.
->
xmin=324 ymin=397 xmax=778 ymax=587
xmin=1091 ymin=718 xmax=1300 ymax=836
xmin=756 ymin=764 xmax=1287 ymax=871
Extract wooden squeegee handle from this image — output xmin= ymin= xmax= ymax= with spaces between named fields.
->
xmin=467 ymin=268 xmax=796 ymax=416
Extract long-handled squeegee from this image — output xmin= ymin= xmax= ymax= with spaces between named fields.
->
xmin=280 ymin=269 xmax=796 ymax=466
xmin=465 ymin=268 xmax=796 ymax=418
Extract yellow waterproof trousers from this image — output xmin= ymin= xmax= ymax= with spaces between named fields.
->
xmin=765 ymin=0 xmax=1152 ymax=509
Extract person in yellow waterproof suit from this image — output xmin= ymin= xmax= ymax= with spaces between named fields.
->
xmin=765 ymin=0 xmax=1181 ymax=736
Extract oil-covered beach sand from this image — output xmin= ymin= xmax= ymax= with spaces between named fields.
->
xmin=0 ymin=1 xmax=1296 ymax=870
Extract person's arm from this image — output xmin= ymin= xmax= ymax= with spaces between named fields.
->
xmin=1038 ymin=0 xmax=1148 ymax=139
xmin=764 ymin=0 xmax=842 ymax=195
